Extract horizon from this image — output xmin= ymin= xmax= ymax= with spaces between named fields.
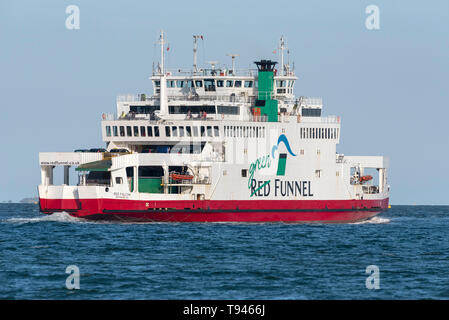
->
xmin=1 ymin=1 xmax=448 ymax=205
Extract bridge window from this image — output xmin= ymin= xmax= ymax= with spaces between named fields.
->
xmin=195 ymin=80 xmax=203 ymax=87
xmin=140 ymin=126 xmax=146 ymax=137
xmin=244 ymin=81 xmax=253 ymax=88
xmin=169 ymin=105 xmax=216 ymax=114
xmin=214 ymin=126 xmax=219 ymax=136
xmin=179 ymin=126 xmax=185 ymax=137
xmin=193 ymin=126 xmax=199 ymax=137
xmin=226 ymin=80 xmax=233 ymax=87
xmin=234 ymin=80 xmax=242 ymax=88
xmin=187 ymin=80 xmax=194 ymax=88
xmin=216 ymin=80 xmax=224 ymax=87
xmin=133 ymin=126 xmax=139 ymax=137
xmin=302 ymin=108 xmax=321 ymax=117
xmin=186 ymin=126 xmax=192 ymax=137
xmin=154 ymin=126 xmax=160 ymax=137
xmin=200 ymin=126 xmax=206 ymax=137
xmin=126 ymin=126 xmax=132 ymax=137
xmin=147 ymin=126 xmax=153 ymax=137
xmin=106 ymin=126 xmax=111 ymax=137
xmin=217 ymin=106 xmax=239 ymax=115
xmin=120 ymin=126 xmax=125 ymax=137
xmin=176 ymin=80 xmax=186 ymax=88
xmin=204 ymin=79 xmax=215 ymax=92
xmin=206 ymin=126 xmax=212 ymax=137
xmin=130 ymin=105 xmax=160 ymax=114
xmin=165 ymin=126 xmax=171 ymax=137
xmin=172 ymin=126 xmax=178 ymax=137
xmin=113 ymin=126 xmax=118 ymax=137
xmin=167 ymin=80 xmax=175 ymax=88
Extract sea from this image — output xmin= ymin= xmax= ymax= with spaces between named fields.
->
xmin=1 ymin=204 xmax=449 ymax=300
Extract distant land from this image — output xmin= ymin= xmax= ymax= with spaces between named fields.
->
xmin=19 ymin=197 xmax=39 ymax=204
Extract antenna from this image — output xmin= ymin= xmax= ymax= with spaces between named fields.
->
xmin=207 ymin=61 xmax=218 ymax=70
xmin=193 ymin=35 xmax=204 ymax=73
xmin=226 ymin=54 xmax=239 ymax=74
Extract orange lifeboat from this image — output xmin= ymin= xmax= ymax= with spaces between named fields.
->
xmin=359 ymin=175 xmax=373 ymax=183
xmin=170 ymin=173 xmax=194 ymax=181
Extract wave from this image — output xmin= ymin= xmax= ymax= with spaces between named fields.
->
xmin=351 ymin=216 xmax=391 ymax=224
xmin=5 ymin=212 xmax=85 ymax=224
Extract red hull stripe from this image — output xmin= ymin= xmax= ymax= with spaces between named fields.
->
xmin=39 ymin=198 xmax=389 ymax=223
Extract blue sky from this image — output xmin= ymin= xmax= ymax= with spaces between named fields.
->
xmin=0 ymin=0 xmax=448 ymax=204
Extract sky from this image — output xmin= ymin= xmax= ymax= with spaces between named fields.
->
xmin=0 ymin=0 xmax=448 ymax=204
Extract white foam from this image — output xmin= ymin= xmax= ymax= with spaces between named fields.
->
xmin=5 ymin=212 xmax=85 ymax=224
xmin=351 ymin=216 xmax=391 ymax=224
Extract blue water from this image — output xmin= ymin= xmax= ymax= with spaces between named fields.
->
xmin=1 ymin=204 xmax=449 ymax=299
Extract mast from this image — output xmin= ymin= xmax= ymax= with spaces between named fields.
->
xmin=159 ymin=30 xmax=167 ymax=116
xmin=159 ymin=30 xmax=165 ymax=75
xmin=193 ymin=35 xmax=203 ymax=73
xmin=279 ymin=35 xmax=285 ymax=76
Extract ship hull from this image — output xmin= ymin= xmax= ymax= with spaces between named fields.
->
xmin=39 ymin=198 xmax=389 ymax=223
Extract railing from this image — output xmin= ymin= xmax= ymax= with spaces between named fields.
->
xmin=116 ymin=93 xmax=255 ymax=104
xmin=151 ymin=68 xmax=259 ymax=77
xmin=362 ymin=185 xmax=379 ymax=194
xmin=299 ymin=97 xmax=323 ymax=108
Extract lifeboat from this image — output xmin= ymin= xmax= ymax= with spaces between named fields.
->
xmin=170 ymin=173 xmax=194 ymax=181
xmin=359 ymin=175 xmax=373 ymax=183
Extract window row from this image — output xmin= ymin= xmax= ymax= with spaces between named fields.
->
xmin=275 ymin=80 xmax=295 ymax=88
xmin=224 ymin=125 xmax=266 ymax=138
xmin=159 ymin=79 xmax=254 ymax=89
xmin=169 ymin=105 xmax=240 ymax=115
xmin=105 ymin=125 xmax=221 ymax=138
xmin=300 ymin=127 xmax=339 ymax=140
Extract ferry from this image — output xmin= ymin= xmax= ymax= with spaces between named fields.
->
xmin=38 ymin=31 xmax=390 ymax=222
